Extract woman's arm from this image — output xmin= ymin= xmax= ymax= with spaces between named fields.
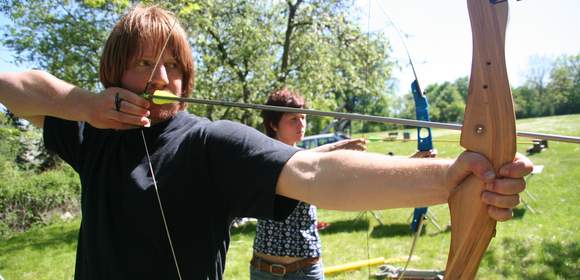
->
xmin=310 ymin=138 xmax=367 ymax=152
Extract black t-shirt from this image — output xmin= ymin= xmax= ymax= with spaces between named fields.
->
xmin=43 ymin=111 xmax=299 ymax=280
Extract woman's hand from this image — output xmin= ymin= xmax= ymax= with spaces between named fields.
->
xmin=312 ymin=138 xmax=368 ymax=152
xmin=410 ymin=149 xmax=438 ymax=158
xmin=86 ymin=87 xmax=151 ymax=129
xmin=446 ymin=152 xmax=533 ymax=221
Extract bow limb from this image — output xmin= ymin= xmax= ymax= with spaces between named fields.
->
xmin=410 ymin=81 xmax=434 ymax=232
xmin=444 ymin=1 xmax=516 ymax=279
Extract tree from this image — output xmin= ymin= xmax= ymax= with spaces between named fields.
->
xmin=2 ymin=0 xmax=396 ymax=133
xmin=547 ymin=54 xmax=579 ymax=115
xmin=0 ymin=0 xmax=130 ymax=91
xmin=426 ymin=82 xmax=464 ymax=123
xmin=525 ymin=55 xmax=553 ymax=99
xmin=513 ymin=53 xmax=579 ymax=118
xmin=398 ymin=77 xmax=466 ymax=124
xmin=175 ymin=0 xmax=396 ymax=131
xmin=454 ymin=76 xmax=469 ymax=102
xmin=512 ymin=86 xmax=535 ymax=118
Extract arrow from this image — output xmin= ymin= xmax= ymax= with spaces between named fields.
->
xmin=144 ymin=90 xmax=580 ymax=144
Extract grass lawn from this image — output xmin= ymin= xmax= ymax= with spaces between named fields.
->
xmin=1 ymin=114 xmax=579 ymax=279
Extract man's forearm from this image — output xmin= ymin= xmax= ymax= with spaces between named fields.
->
xmin=0 ymin=70 xmax=92 ymax=124
xmin=277 ymin=150 xmax=452 ymax=211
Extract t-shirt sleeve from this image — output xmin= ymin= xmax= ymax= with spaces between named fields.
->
xmin=203 ymin=120 xmax=300 ymax=221
xmin=43 ymin=116 xmax=84 ymax=172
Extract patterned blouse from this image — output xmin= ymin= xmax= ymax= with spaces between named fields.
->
xmin=253 ymin=202 xmax=322 ymax=257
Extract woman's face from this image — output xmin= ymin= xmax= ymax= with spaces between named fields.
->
xmin=273 ymin=113 xmax=306 ymax=146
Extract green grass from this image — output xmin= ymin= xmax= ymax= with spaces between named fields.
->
xmin=0 ymin=218 xmax=78 ymax=280
xmin=1 ymin=114 xmax=579 ymax=279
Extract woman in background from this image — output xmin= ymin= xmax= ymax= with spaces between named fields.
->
xmin=249 ymin=88 xmax=366 ymax=279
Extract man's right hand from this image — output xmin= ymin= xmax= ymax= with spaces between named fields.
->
xmin=0 ymin=71 xmax=151 ymax=130
xmin=86 ymin=87 xmax=151 ymax=130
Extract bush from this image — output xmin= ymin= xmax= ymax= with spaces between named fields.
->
xmin=0 ymin=116 xmax=80 ymax=238
xmin=0 ymin=165 xmax=80 ymax=238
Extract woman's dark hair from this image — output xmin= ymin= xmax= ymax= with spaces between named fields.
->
xmin=261 ymin=88 xmax=306 ymax=138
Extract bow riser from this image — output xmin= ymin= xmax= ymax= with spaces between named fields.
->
xmin=444 ymin=1 xmax=516 ymax=279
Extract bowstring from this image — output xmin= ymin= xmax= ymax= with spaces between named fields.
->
xmin=365 ymin=1 xmax=373 ymax=278
xmin=375 ymin=2 xmax=426 ymax=278
xmin=139 ymin=18 xmax=183 ymax=280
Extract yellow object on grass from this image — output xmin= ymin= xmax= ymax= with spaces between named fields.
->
xmin=324 ymin=256 xmax=417 ymax=275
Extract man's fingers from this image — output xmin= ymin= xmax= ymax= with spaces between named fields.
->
xmin=487 ymin=206 xmax=513 ymax=221
xmin=486 ymin=177 xmax=526 ymax=195
xmin=105 ymin=87 xmax=150 ymax=111
xmin=481 ymin=191 xmax=520 ymax=209
xmin=457 ymin=152 xmax=496 ymax=184
xmin=109 ymin=110 xmax=150 ymax=127
xmin=499 ymin=153 xmax=534 ymax=178
xmin=117 ymin=101 xmax=151 ymax=117
xmin=118 ymin=89 xmax=151 ymax=109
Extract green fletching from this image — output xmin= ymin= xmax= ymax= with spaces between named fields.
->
xmin=150 ymin=90 xmax=178 ymax=105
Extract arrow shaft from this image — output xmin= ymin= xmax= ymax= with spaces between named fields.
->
xmin=151 ymin=95 xmax=580 ymax=144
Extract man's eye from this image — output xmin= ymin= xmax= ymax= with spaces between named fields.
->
xmin=165 ymin=62 xmax=178 ymax=69
xmin=137 ymin=60 xmax=152 ymax=67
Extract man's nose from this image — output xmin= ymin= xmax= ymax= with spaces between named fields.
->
xmin=150 ymin=64 xmax=169 ymax=88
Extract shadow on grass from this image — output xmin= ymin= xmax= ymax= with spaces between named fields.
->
xmin=369 ymin=223 xmax=413 ymax=238
xmin=484 ymin=237 xmax=579 ymax=279
xmin=0 ymin=221 xmax=79 ymax=256
xmin=512 ymin=207 xmax=526 ymax=219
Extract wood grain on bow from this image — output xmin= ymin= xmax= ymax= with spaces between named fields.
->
xmin=444 ymin=0 xmax=516 ymax=279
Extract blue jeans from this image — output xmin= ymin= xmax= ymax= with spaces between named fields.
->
xmin=250 ymin=262 xmax=325 ymax=280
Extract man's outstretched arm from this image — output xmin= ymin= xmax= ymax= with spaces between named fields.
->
xmin=277 ymin=150 xmax=532 ymax=221
xmin=0 ymin=70 xmax=150 ymax=129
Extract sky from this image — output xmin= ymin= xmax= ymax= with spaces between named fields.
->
xmin=355 ymin=0 xmax=580 ymax=94
xmin=1 ymin=0 xmax=579 ymax=96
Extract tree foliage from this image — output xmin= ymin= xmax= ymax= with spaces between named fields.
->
xmin=397 ymin=52 xmax=579 ymax=124
xmin=0 ymin=112 xmax=77 ymax=237
xmin=174 ymin=0 xmax=396 ymax=132
xmin=398 ymin=77 xmax=468 ymax=124
xmin=1 ymin=0 xmax=396 ymax=133
xmin=0 ymin=0 xmax=130 ymax=91
xmin=513 ymin=54 xmax=579 ymax=118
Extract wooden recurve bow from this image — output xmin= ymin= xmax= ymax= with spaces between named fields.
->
xmin=444 ymin=0 xmax=516 ymax=279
